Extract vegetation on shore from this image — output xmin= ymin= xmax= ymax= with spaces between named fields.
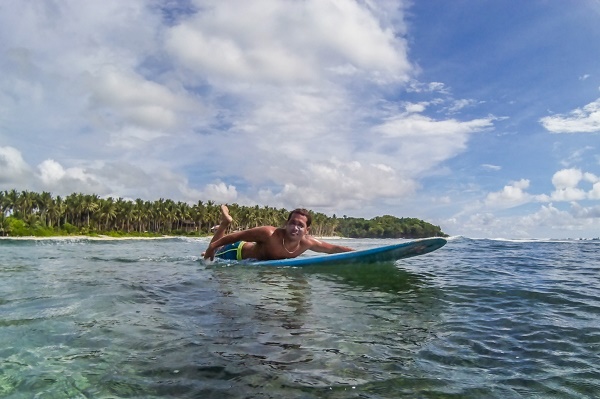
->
xmin=0 ymin=189 xmax=447 ymax=238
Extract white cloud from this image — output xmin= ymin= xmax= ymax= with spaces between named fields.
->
xmin=540 ymin=98 xmax=600 ymax=133
xmin=549 ymin=168 xmax=596 ymax=201
xmin=446 ymin=99 xmax=476 ymax=113
xmin=0 ymin=0 xmax=182 ymax=158
xmin=88 ymin=70 xmax=189 ymax=130
xmin=371 ymin=114 xmax=495 ymax=174
xmin=484 ymin=168 xmax=600 ymax=210
xmin=550 ymin=187 xmax=587 ymax=201
xmin=0 ymin=150 xmax=218 ymax=204
xmin=519 ymin=204 xmax=578 ymax=231
xmin=0 ymin=146 xmax=32 ymax=184
xmin=458 ymin=212 xmax=531 ymax=238
xmin=374 ymin=114 xmax=493 ymax=138
xmin=590 ymin=182 xmax=600 ymax=199
xmin=485 ymin=179 xmax=532 ymax=207
xmin=200 ymin=182 xmax=238 ymax=204
xmin=560 ymin=146 xmax=595 ymax=167
xmin=407 ymin=81 xmax=448 ymax=94
xmin=165 ymin=0 xmax=411 ymax=85
xmin=551 ymin=168 xmax=582 ymax=188
xmin=36 ymin=159 xmax=105 ymax=195
xmin=571 ymin=202 xmax=600 ymax=218
xmin=583 ymin=172 xmax=599 ymax=183
xmin=454 ymin=201 xmax=600 ymax=239
xmin=459 ymin=166 xmax=600 ymax=237
xmin=482 ymin=164 xmax=501 ymax=171
xmin=0 ymin=1 xmax=158 ymax=69
xmin=257 ymin=159 xmax=417 ymax=210
xmin=38 ymin=160 xmax=67 ymax=185
xmin=108 ymin=126 xmax=169 ymax=149
xmin=404 ymin=102 xmax=429 ymax=113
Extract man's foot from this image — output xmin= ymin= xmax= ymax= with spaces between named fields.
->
xmin=220 ymin=204 xmax=233 ymax=225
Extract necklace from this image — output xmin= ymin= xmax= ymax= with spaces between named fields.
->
xmin=282 ymin=237 xmax=300 ymax=254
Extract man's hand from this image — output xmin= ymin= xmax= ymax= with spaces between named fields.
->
xmin=203 ymin=244 xmax=216 ymax=260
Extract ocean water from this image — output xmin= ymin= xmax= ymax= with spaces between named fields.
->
xmin=1 ymin=236 xmax=599 ymax=398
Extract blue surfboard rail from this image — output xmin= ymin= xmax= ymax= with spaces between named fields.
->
xmin=230 ymin=237 xmax=447 ymax=267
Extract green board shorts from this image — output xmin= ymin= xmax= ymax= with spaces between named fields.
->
xmin=215 ymin=241 xmax=246 ymax=260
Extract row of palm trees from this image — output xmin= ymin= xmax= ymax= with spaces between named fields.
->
xmin=0 ymin=189 xmax=341 ymax=236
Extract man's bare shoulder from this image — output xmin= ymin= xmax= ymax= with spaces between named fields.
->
xmin=239 ymin=225 xmax=278 ymax=241
xmin=254 ymin=225 xmax=278 ymax=234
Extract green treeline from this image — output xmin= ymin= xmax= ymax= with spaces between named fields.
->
xmin=0 ymin=189 xmax=447 ymax=238
xmin=336 ymin=215 xmax=447 ymax=238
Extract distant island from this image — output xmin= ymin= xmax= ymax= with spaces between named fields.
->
xmin=0 ymin=189 xmax=447 ymax=239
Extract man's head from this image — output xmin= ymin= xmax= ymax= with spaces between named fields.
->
xmin=287 ymin=208 xmax=312 ymax=227
xmin=284 ymin=208 xmax=311 ymax=240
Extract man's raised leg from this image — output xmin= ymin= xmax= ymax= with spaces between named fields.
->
xmin=203 ymin=205 xmax=234 ymax=258
xmin=212 ymin=204 xmax=233 ymax=242
xmin=206 ymin=205 xmax=232 ymax=245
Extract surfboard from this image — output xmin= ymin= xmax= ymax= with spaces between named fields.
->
xmin=236 ymin=237 xmax=447 ymax=267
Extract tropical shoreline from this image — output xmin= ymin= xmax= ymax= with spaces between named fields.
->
xmin=0 ymin=235 xmax=185 ymax=241
xmin=0 ymin=234 xmax=346 ymax=241
xmin=1 ymin=190 xmax=447 ymax=240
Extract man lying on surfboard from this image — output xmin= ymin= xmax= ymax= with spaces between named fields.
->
xmin=203 ymin=205 xmax=354 ymax=261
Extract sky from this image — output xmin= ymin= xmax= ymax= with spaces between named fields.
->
xmin=1 ymin=0 xmax=600 ymax=239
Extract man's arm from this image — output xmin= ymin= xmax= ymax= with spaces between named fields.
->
xmin=307 ymin=237 xmax=354 ymax=254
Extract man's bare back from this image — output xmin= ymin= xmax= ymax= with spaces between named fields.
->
xmin=203 ymin=205 xmax=353 ymax=261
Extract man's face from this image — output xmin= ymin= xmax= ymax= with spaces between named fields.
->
xmin=285 ymin=214 xmax=309 ymax=239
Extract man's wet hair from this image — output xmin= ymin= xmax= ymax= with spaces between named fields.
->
xmin=287 ymin=208 xmax=312 ymax=227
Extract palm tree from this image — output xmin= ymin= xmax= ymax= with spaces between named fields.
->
xmin=24 ymin=213 xmax=40 ymax=229
xmin=0 ymin=191 xmax=5 ymax=218
xmin=193 ymin=200 xmax=206 ymax=233
xmin=175 ymin=201 xmax=191 ymax=231
xmin=165 ymin=199 xmax=177 ymax=232
xmin=3 ymin=189 xmax=18 ymax=217
xmin=82 ymin=194 xmax=100 ymax=228
xmin=0 ymin=213 xmax=7 ymax=236
xmin=37 ymin=191 xmax=53 ymax=227
xmin=115 ymin=198 xmax=133 ymax=232
xmin=16 ymin=190 xmax=36 ymax=217
xmin=132 ymin=199 xmax=144 ymax=232
xmin=97 ymin=197 xmax=117 ymax=231
xmin=48 ymin=195 xmax=65 ymax=229
xmin=65 ymin=193 xmax=84 ymax=227
xmin=155 ymin=198 xmax=168 ymax=233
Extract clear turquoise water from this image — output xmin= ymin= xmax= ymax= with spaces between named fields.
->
xmin=1 ymin=237 xmax=599 ymax=398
